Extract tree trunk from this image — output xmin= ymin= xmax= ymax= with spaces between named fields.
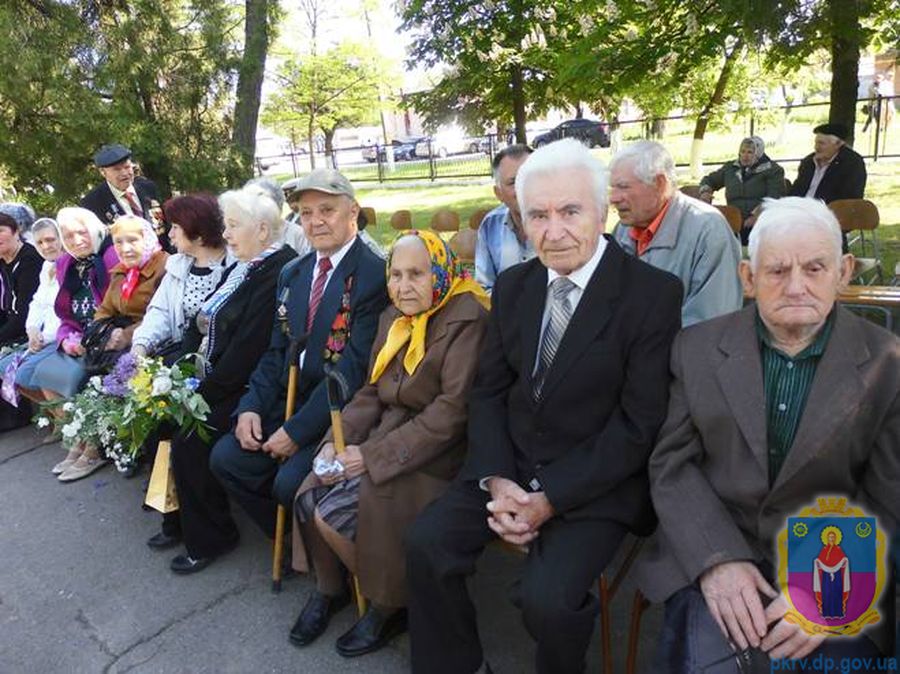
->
xmin=232 ymin=0 xmax=271 ymax=182
xmin=690 ymin=39 xmax=744 ymax=178
xmin=827 ymin=0 xmax=860 ymax=147
xmin=323 ymin=127 xmax=336 ymax=168
xmin=307 ymin=111 xmax=317 ymax=169
xmin=511 ymin=64 xmax=527 ymax=144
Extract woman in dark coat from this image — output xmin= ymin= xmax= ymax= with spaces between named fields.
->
xmin=154 ymin=186 xmax=297 ymax=574
xmin=289 ymin=229 xmax=489 ymax=657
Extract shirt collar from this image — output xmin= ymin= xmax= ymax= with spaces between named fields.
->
xmin=107 ymin=181 xmax=136 ymax=200
xmin=628 ymin=198 xmax=671 ymax=255
xmin=315 ymin=235 xmax=356 ymax=272
xmin=755 ymin=307 xmax=836 ymax=359
xmin=546 ymin=235 xmax=607 ymax=290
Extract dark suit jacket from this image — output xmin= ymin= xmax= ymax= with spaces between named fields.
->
xmin=636 ymin=305 xmax=900 ymax=605
xmin=789 ymin=145 xmax=867 ymax=203
xmin=460 ymin=236 xmax=683 ymax=533
xmin=182 ymin=245 xmax=297 ymax=408
xmin=236 ymin=237 xmax=389 ymax=449
xmin=80 ymin=176 xmax=160 ymax=225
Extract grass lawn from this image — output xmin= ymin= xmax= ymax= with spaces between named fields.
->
xmin=354 ymin=160 xmax=899 ymax=283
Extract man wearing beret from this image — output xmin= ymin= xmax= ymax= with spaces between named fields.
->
xmin=80 ymin=144 xmax=163 ymax=229
xmin=789 ymin=123 xmax=867 ymax=206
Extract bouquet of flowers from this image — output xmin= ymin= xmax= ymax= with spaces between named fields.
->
xmin=36 ymin=353 xmax=211 ymax=472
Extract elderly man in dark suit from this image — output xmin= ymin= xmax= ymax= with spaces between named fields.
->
xmin=636 ymin=196 xmax=899 ymax=672
xmin=210 ymin=168 xmax=389 ymax=539
xmin=80 ymin=144 xmax=163 ymax=226
xmin=405 ymin=138 xmax=684 ymax=674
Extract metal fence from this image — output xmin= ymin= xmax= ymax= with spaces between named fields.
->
xmin=255 ymin=95 xmax=899 ymax=183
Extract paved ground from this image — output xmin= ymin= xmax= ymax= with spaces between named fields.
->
xmin=0 ymin=425 xmax=663 ymax=673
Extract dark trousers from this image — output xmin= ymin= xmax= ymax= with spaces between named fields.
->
xmin=406 ymin=481 xmax=627 ymax=674
xmin=170 ymin=396 xmax=240 ymax=559
xmin=658 ymin=584 xmax=886 ymax=673
xmin=209 ymin=426 xmax=316 ymax=538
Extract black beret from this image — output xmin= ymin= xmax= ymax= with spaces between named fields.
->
xmin=93 ymin=144 xmax=132 ymax=167
xmin=813 ymin=123 xmax=849 ymax=141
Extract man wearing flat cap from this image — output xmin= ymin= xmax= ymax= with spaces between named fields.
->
xmin=80 ymin=143 xmax=164 ymax=230
xmin=789 ymin=123 xmax=867 ymax=206
xmin=210 ymin=168 xmax=389 ymax=547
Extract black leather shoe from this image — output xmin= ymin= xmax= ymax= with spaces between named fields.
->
xmin=170 ymin=554 xmax=214 ymax=575
xmin=289 ymin=591 xmax=351 ymax=647
xmin=147 ymin=531 xmax=182 ymax=550
xmin=335 ymin=606 xmax=408 ymax=657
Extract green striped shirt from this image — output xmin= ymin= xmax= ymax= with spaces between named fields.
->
xmin=756 ymin=310 xmax=834 ymax=485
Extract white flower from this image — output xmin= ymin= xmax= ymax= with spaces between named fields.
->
xmin=37 ymin=417 xmax=50 ymax=428
xmin=151 ymin=375 xmax=173 ymax=396
xmin=61 ymin=423 xmax=78 ymax=439
xmin=90 ymin=376 xmax=103 ymax=391
xmin=62 ymin=402 xmax=75 ymax=412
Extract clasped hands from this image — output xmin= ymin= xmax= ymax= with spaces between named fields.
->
xmin=485 ymin=476 xmax=554 ymax=546
xmin=314 ymin=442 xmax=366 ymax=484
xmin=235 ymin=411 xmax=299 ymax=460
xmin=699 ymin=561 xmax=825 ymax=660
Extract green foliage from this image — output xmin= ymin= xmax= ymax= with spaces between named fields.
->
xmin=0 ymin=0 xmax=243 ymax=213
xmin=262 ymin=41 xmax=394 ymax=145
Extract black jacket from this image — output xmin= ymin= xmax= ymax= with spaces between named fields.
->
xmin=80 ymin=176 xmax=161 ymax=225
xmin=0 ymin=242 xmax=43 ymax=346
xmin=789 ymin=145 xmax=867 ymax=203
xmin=182 ymin=245 xmax=297 ymax=408
xmin=460 ymin=237 xmax=683 ymax=534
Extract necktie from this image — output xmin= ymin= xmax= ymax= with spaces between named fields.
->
xmin=124 ymin=190 xmax=144 ymax=218
xmin=533 ymin=277 xmax=576 ymax=399
xmin=306 ymin=256 xmax=333 ymax=332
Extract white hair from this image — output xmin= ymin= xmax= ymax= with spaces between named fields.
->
xmin=747 ymin=197 xmax=843 ymax=270
xmin=244 ymin=177 xmax=285 ymax=211
xmin=56 ymin=206 xmax=108 ymax=255
xmin=515 ymin=138 xmax=608 ymax=221
xmin=609 ymin=140 xmax=678 ymax=188
xmin=219 ymin=186 xmax=283 ymax=242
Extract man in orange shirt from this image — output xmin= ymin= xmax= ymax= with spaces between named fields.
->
xmin=611 ymin=141 xmax=742 ymax=326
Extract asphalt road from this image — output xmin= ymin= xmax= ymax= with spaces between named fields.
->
xmin=0 ymin=425 xmax=662 ymax=673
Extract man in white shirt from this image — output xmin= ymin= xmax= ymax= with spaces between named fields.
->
xmin=80 ymin=144 xmax=163 ymax=229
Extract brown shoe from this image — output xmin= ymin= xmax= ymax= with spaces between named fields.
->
xmin=58 ymin=447 xmax=108 ymax=482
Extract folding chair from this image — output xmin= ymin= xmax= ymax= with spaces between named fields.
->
xmin=431 ymin=208 xmax=461 ymax=232
xmin=390 ymin=209 xmax=412 ymax=231
xmin=679 ymin=185 xmax=702 ymax=200
xmin=469 ymin=208 xmax=490 ymax=230
xmin=360 ymin=206 xmax=376 ymax=228
xmin=828 ymin=199 xmax=882 ymax=284
xmin=449 ymin=229 xmax=477 ymax=268
xmin=715 ymin=205 xmax=743 ymax=237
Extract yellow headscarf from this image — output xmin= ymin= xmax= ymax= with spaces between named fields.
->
xmin=370 ymin=229 xmax=490 ymax=383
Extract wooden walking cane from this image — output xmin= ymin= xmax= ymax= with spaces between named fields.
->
xmin=325 ymin=366 xmax=367 ymax=618
xmin=272 ymin=335 xmax=306 ymax=593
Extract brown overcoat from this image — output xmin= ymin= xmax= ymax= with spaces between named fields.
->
xmin=93 ymin=249 xmax=168 ymax=346
xmin=291 ymin=292 xmax=488 ymax=607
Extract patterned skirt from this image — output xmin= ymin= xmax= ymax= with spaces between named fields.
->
xmin=295 ymin=475 xmax=363 ymax=540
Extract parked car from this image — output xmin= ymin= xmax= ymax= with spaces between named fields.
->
xmin=415 ymin=129 xmax=493 ymax=158
xmin=532 ymin=119 xmax=610 ymax=148
xmin=362 ymin=137 xmax=424 ymax=162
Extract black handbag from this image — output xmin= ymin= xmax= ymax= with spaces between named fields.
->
xmin=81 ymin=315 xmax=134 ymax=375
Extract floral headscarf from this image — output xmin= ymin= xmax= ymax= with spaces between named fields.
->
xmin=369 ymin=229 xmax=489 ymax=383
xmin=109 ymin=216 xmax=162 ymax=300
xmin=738 ymin=136 xmax=766 ymax=167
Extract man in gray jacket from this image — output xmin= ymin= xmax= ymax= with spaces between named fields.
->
xmin=611 ymin=141 xmax=742 ymax=326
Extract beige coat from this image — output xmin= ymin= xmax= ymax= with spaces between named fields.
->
xmin=292 ymin=292 xmax=489 ymax=607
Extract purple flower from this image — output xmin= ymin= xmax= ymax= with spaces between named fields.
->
xmin=101 ymin=352 xmax=140 ymax=397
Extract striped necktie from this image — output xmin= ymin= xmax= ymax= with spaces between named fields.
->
xmin=533 ymin=277 xmax=575 ymax=400
xmin=124 ymin=190 xmax=144 ymax=218
xmin=306 ymin=256 xmax=333 ymax=332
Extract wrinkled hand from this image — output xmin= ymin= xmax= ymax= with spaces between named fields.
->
xmin=262 ymin=426 xmax=298 ymax=460
xmin=316 ymin=442 xmax=342 ymax=485
xmin=104 ymin=327 xmax=127 ymax=351
xmin=340 ymin=444 xmax=366 ymax=478
xmin=235 ymin=412 xmax=264 ymax=451
xmin=485 ymin=477 xmax=551 ymax=546
xmin=27 ymin=333 xmax=43 ymax=353
xmin=699 ymin=561 xmax=778 ymax=650
xmin=760 ymin=594 xmax=826 ymax=660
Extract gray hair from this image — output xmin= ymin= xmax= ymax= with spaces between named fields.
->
xmin=748 ymin=197 xmax=843 ymax=270
xmin=492 ymin=144 xmax=533 ymax=184
xmin=219 ymin=186 xmax=284 ymax=243
xmin=56 ymin=206 xmax=108 ymax=255
xmin=32 ymin=217 xmax=59 ymax=237
xmin=609 ymin=140 xmax=677 ymax=188
xmin=515 ymin=138 xmax=609 ymax=221
xmin=244 ymin=177 xmax=285 ymax=211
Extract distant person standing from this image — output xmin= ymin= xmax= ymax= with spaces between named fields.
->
xmin=81 ymin=144 xmax=170 ymax=249
xmin=475 ymin=144 xmax=536 ymax=294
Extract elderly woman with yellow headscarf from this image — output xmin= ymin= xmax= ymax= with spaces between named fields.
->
xmin=288 ymin=229 xmax=489 ymax=657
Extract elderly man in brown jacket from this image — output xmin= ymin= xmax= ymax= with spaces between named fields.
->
xmin=636 ymin=197 xmax=899 ymax=672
